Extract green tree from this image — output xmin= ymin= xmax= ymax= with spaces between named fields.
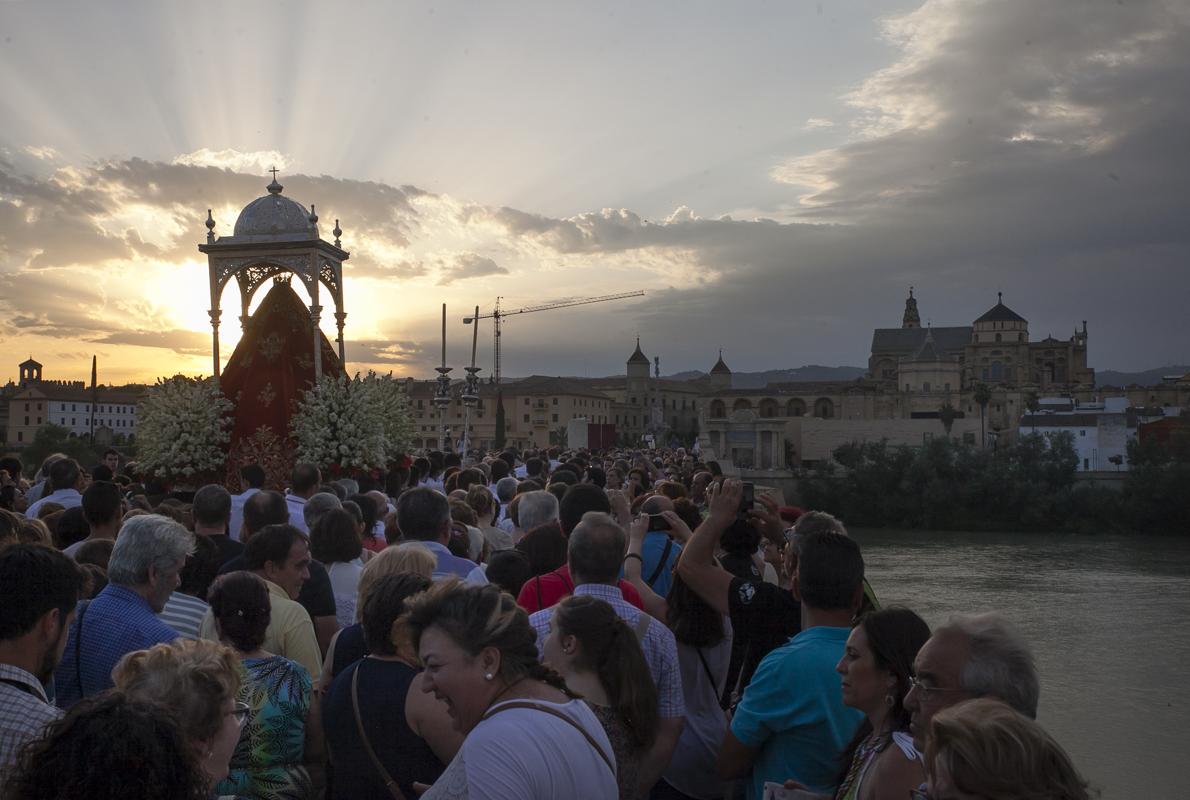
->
xmin=973 ymin=383 xmax=992 ymax=447
xmin=939 ymin=402 xmax=958 ymax=439
xmin=20 ymin=424 xmax=100 ymax=477
xmin=1024 ymin=391 xmax=1040 ymax=433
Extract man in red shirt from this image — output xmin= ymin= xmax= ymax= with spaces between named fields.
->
xmin=516 ymin=484 xmax=643 ymax=612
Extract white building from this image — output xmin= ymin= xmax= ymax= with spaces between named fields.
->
xmin=1020 ymin=397 xmax=1180 ymax=472
xmin=4 ymin=358 xmax=143 ymax=447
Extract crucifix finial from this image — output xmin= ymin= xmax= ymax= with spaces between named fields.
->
xmin=269 ymin=166 xmax=279 ymax=180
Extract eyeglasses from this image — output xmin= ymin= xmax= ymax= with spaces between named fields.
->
xmin=229 ymin=701 xmax=250 ymax=727
xmin=907 ymin=675 xmax=967 ymax=702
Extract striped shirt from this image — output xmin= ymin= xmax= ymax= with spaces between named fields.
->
xmin=529 ymin=583 xmax=685 ymax=718
xmin=158 ymin=592 xmax=210 ymax=639
xmin=0 ymin=664 xmax=61 ymax=783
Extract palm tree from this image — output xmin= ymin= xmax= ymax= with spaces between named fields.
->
xmin=974 ymin=383 xmax=992 ymax=447
xmin=939 ymin=402 xmax=958 ymax=440
xmin=1021 ymin=390 xmax=1040 ymax=435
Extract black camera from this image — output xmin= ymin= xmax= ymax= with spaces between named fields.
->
xmin=739 ymin=482 xmax=755 ymax=514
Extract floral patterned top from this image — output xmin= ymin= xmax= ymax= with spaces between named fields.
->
xmin=589 ymin=702 xmax=643 ymax=800
xmin=216 ymin=655 xmax=312 ymax=800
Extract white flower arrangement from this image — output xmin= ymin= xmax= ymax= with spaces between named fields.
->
xmin=293 ymin=374 xmax=405 ymax=472
xmin=361 ymin=372 xmax=416 ymax=462
xmin=137 ymin=375 xmax=233 ymax=479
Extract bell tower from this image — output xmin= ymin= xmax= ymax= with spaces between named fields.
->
xmin=902 ymin=287 xmax=921 ymax=329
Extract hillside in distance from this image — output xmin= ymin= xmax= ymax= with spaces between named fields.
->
xmin=666 ymin=365 xmax=867 ymax=388
xmin=1095 ymin=365 xmax=1190 ymax=387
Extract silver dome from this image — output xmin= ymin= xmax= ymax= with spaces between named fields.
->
xmin=232 ymin=179 xmax=319 ymax=239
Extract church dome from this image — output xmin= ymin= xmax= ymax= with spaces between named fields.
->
xmin=233 ymin=178 xmax=318 ymax=239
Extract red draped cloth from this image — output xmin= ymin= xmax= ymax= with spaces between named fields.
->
xmin=220 ymin=281 xmax=345 ymax=487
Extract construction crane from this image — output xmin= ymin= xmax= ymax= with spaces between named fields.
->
xmin=463 ymin=290 xmax=644 ymax=449
xmin=463 ymin=291 xmax=645 ymax=388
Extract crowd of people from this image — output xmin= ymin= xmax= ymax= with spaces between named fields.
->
xmin=0 ymin=447 xmax=1098 ymax=799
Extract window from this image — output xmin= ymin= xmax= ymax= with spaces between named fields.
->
xmin=944 ymin=383 xmax=951 ymax=391
xmin=1080 ymin=430 xmax=1086 ymax=437
xmin=24 ymin=416 xmax=29 ymax=425
xmin=524 ymin=398 xmax=530 ymax=406
xmin=923 ymin=382 xmax=931 ymax=392
xmin=72 ymin=404 xmax=76 ymax=412
xmin=552 ymin=398 xmax=558 ymax=405
xmin=16 ymin=432 xmax=21 ymax=442
xmin=1084 ymin=458 xmax=1090 ymax=470
xmin=523 ymin=414 xmax=530 ymax=423
xmin=906 ymin=383 xmax=911 ymax=392
xmin=995 ymin=333 xmax=1002 ymax=343
xmin=72 ymin=418 xmax=76 ymax=425
xmin=552 ymin=414 xmax=558 ymax=422
xmin=24 ymin=403 xmax=29 ymax=412
xmin=61 ymin=418 xmax=66 ymax=424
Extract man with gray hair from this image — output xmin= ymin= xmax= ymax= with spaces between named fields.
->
xmin=528 ymin=511 xmax=686 ymax=796
xmin=904 ymin=611 xmax=1040 ymax=751
xmin=54 ymin=514 xmax=194 ymax=708
xmin=516 ymin=490 xmax=559 ymax=534
xmin=302 ymin=490 xmax=342 ymax=533
xmin=494 ymin=476 xmax=519 ymax=534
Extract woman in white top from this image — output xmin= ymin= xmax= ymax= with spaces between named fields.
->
xmin=405 ymin=581 xmax=619 ymax=800
xmin=309 ymin=508 xmax=365 ymax=629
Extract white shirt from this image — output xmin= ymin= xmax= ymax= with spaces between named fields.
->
xmin=326 ymin=559 xmax=364 ymax=628
xmin=24 ymin=488 xmax=83 ymax=518
xmin=228 ymin=487 xmax=260 ymax=542
xmin=285 ymin=494 xmax=308 ymax=533
xmin=421 ymin=698 xmax=617 ymax=800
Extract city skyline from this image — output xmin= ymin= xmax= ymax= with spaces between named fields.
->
xmin=2 ymin=0 xmax=1188 ymax=384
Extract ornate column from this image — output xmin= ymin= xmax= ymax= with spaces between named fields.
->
xmin=209 ymin=309 xmax=221 ymax=379
xmin=310 ymin=304 xmax=323 ymax=381
xmin=335 ymin=310 xmax=347 ymax=364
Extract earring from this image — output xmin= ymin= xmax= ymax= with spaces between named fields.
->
xmin=484 ymin=672 xmax=494 ymax=681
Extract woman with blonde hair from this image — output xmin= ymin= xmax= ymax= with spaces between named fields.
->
xmin=919 ymin=698 xmax=1095 ymax=800
xmin=318 ymin=542 xmax=436 ymax=688
xmin=407 ymin=581 xmax=618 ymax=799
xmin=112 ymin=638 xmax=246 ymax=791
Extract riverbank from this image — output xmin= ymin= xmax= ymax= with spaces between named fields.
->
xmin=853 ymin=529 xmax=1190 ymax=799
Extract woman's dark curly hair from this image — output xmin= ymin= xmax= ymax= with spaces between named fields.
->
xmin=402 ymin=580 xmax=573 ymax=700
xmin=2 ymin=691 xmax=210 ymax=800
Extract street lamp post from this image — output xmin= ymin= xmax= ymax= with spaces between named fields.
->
xmin=461 ymin=305 xmax=482 ymax=464
xmin=434 ymin=303 xmax=453 ymax=453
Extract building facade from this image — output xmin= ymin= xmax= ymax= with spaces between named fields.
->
xmin=4 ymin=359 xmax=143 ymax=448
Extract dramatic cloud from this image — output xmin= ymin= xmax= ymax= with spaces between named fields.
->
xmin=435 ymin=253 xmax=507 ymax=285
xmin=2 ymin=0 xmax=1187 ymax=382
xmin=173 ymin=148 xmax=292 ymax=175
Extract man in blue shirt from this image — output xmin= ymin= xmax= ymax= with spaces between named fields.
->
xmin=717 ymin=524 xmax=866 ymax=797
xmin=395 ymin=487 xmax=487 ymax=584
xmin=55 ymin=514 xmax=194 ymax=708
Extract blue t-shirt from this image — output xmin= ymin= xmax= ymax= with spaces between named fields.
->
xmin=730 ymin=625 xmax=863 ymax=798
xmin=641 ymin=531 xmax=683 ymax=596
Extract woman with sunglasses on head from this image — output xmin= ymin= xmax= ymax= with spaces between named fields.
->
xmin=111 ymin=638 xmax=245 ymax=794
xmin=207 ymin=571 xmax=326 ymax=799
xmin=831 ymin=607 xmax=931 ymax=800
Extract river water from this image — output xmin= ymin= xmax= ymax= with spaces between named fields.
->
xmin=852 ymin=529 xmax=1190 ymax=799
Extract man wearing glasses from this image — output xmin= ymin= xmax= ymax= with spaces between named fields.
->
xmin=904 ymin=612 xmax=1040 ymax=754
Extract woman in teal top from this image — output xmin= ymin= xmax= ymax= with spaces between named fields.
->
xmin=208 ymin=571 xmax=325 ymax=799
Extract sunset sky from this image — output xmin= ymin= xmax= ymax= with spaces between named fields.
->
xmin=1 ymin=0 xmax=1188 ymax=386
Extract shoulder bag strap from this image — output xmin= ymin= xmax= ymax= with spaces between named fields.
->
xmin=695 ymin=646 xmax=718 ymax=690
xmin=535 ymin=575 xmax=544 ymax=610
xmin=557 ymin=568 xmax=573 ymax=593
xmin=352 ymin=664 xmax=408 ymax=800
xmin=645 ymin=538 xmax=673 ymax=588
xmin=482 ymin=701 xmax=615 ymax=778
